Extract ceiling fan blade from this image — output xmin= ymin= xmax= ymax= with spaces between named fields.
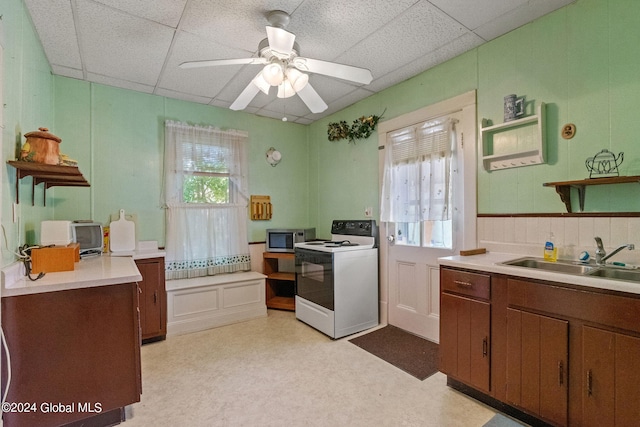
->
xmin=293 ymin=57 xmax=372 ymax=85
xmin=296 ymin=83 xmax=328 ymax=114
xmin=229 ymin=82 xmax=261 ymax=111
xmin=266 ymin=26 xmax=295 ymax=58
xmin=179 ymin=58 xmax=267 ymax=69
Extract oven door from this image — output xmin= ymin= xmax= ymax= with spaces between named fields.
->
xmin=295 ymin=248 xmax=334 ymax=310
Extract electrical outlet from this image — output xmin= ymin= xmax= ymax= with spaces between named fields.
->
xmin=364 ymin=207 xmax=373 ymax=217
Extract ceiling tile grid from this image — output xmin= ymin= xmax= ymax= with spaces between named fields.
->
xmin=22 ymin=0 xmax=575 ymax=122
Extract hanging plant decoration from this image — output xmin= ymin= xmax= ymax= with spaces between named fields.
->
xmin=327 ymin=110 xmax=385 ymax=143
xmin=327 ymin=121 xmax=350 ymax=141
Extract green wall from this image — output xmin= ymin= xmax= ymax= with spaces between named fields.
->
xmin=476 ymin=0 xmax=640 ymax=213
xmin=52 ymin=79 xmax=310 ymax=245
xmin=308 ymin=0 xmax=640 ymax=228
xmin=1 ymin=0 xmax=55 ymax=265
xmin=3 ymin=0 xmax=640 ymax=267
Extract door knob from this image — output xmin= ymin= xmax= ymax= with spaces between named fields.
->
xmin=387 ymin=235 xmax=395 ymax=243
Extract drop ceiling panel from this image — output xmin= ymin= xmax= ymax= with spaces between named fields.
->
xmin=76 ymin=0 xmax=175 ymax=86
xmin=93 ymin=0 xmax=188 ymax=27
xmin=158 ymin=31 xmax=252 ymax=98
xmin=430 ymin=0 xmax=529 ymax=31
xmin=473 ymin=0 xmax=575 ymax=41
xmin=335 ymin=1 xmax=468 ymax=82
xmin=24 ymin=0 xmax=82 ymax=69
xmin=22 ymin=0 xmax=575 ymax=122
xmin=367 ymin=32 xmax=485 ymax=92
xmin=179 ymin=0 xmax=304 ymax=53
xmin=287 ymin=0 xmax=417 ymax=62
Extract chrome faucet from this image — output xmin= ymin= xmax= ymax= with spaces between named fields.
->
xmin=594 ymin=237 xmax=635 ymax=265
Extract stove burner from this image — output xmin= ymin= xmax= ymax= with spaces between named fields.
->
xmin=324 ymin=240 xmax=359 ymax=247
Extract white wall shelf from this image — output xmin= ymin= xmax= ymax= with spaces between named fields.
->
xmin=481 ymin=102 xmax=546 ymax=171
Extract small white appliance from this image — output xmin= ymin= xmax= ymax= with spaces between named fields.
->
xmin=40 ymin=220 xmax=73 ymax=246
xmin=294 ymin=220 xmax=378 ymax=339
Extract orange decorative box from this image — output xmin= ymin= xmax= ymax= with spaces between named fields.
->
xmin=31 ymin=243 xmax=80 ymax=273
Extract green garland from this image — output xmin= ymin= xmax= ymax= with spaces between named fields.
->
xmin=327 ymin=110 xmax=385 ymax=143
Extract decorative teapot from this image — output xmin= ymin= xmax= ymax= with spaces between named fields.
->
xmin=585 ymin=149 xmax=623 ymax=178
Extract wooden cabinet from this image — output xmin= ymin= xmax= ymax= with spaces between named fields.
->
xmin=263 ymin=252 xmax=295 ymax=311
xmin=135 ymin=257 xmax=166 ymax=342
xmin=582 ymin=326 xmax=640 ymax=427
xmin=440 ymin=268 xmax=490 ymax=393
xmin=506 ymin=308 xmax=568 ymax=426
xmin=440 ymin=266 xmax=640 ymax=427
xmin=1 ymin=283 xmax=141 ymax=427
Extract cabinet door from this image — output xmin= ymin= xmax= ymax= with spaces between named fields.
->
xmin=506 ymin=308 xmax=568 ymax=426
xmin=136 ymin=258 xmax=166 ymax=339
xmin=440 ymin=293 xmax=490 ymax=392
xmin=583 ymin=326 xmax=640 ymax=427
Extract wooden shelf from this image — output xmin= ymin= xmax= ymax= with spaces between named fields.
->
xmin=543 ymin=175 xmax=640 ymax=213
xmin=263 ymin=252 xmax=295 ymax=311
xmin=7 ymin=160 xmax=90 ymax=206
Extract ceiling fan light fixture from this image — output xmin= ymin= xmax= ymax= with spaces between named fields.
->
xmin=252 ymin=73 xmax=271 ymax=94
xmin=277 ymin=80 xmax=296 ymax=99
xmin=286 ymin=67 xmax=309 ymax=92
xmin=262 ymin=62 xmax=284 ymax=86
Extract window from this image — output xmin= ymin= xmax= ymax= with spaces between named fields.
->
xmin=380 ymin=116 xmax=457 ymax=248
xmin=181 ymin=141 xmax=233 ymax=204
xmin=163 ymin=121 xmax=251 ymax=279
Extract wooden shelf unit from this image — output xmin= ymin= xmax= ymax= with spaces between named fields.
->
xmin=481 ymin=103 xmax=546 ymax=171
xmin=8 ymin=160 xmax=90 ymax=205
xmin=263 ymin=252 xmax=295 ymax=311
xmin=543 ymin=175 xmax=640 ymax=213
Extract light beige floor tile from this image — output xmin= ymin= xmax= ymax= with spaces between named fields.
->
xmin=124 ymin=310 xmax=496 ymax=426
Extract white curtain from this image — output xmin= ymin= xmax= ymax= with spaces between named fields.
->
xmin=163 ymin=120 xmax=251 ymax=280
xmin=380 ymin=117 xmax=457 ymax=222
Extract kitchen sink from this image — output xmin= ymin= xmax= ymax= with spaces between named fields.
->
xmin=502 ymin=257 xmax=640 ymax=283
xmin=503 ymin=257 xmax=597 ymax=275
xmin=585 ymin=267 xmax=640 ymax=282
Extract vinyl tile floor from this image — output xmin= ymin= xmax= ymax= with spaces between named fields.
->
xmin=124 ymin=310 xmax=497 ymax=427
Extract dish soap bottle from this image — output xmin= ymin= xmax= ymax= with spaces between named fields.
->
xmin=544 ymin=232 xmax=558 ymax=262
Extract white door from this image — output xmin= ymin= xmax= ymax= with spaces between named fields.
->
xmin=378 ymin=92 xmax=477 ymax=342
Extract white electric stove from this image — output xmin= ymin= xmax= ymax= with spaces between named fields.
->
xmin=294 ymin=220 xmax=379 ymax=339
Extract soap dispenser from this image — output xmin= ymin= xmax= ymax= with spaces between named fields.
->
xmin=544 ymin=232 xmax=558 ymax=262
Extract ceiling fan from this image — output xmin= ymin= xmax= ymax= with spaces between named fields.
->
xmin=179 ymin=10 xmax=373 ymax=114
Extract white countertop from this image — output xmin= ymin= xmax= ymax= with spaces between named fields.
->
xmin=110 ymin=249 xmax=166 ymax=260
xmin=2 ymin=255 xmax=142 ymax=297
xmin=439 ymin=252 xmax=640 ymax=296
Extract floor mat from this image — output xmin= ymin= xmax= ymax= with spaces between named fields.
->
xmin=483 ymin=413 xmax=528 ymax=427
xmin=349 ymin=325 xmax=439 ymax=380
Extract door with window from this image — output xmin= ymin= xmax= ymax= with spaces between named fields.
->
xmin=378 ymin=92 xmax=477 ymax=342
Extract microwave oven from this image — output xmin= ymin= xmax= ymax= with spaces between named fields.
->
xmin=266 ymin=228 xmax=315 ymax=253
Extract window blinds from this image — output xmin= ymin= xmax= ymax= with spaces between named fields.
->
xmin=387 ymin=119 xmax=451 ymax=163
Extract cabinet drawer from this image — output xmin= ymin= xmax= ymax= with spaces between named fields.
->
xmin=441 ymin=268 xmax=490 ymax=300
